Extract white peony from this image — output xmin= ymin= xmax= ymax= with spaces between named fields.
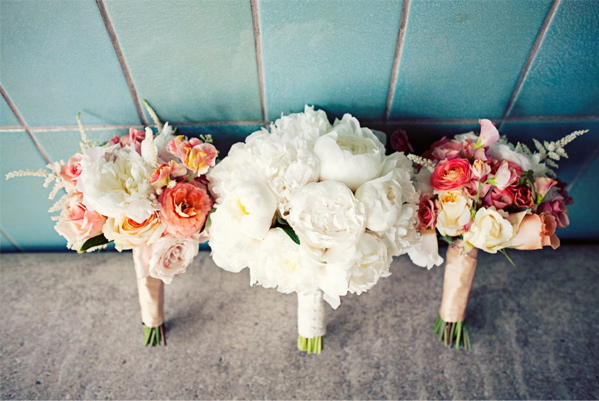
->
xmin=407 ymin=230 xmax=444 ymax=269
xmin=314 ymin=114 xmax=386 ymax=191
xmin=348 ymin=233 xmax=390 ymax=295
xmin=77 ymin=144 xmax=158 ymax=223
xmin=355 ymin=172 xmax=404 ymax=232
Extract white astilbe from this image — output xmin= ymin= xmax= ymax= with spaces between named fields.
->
xmin=407 ymin=154 xmax=436 ymax=172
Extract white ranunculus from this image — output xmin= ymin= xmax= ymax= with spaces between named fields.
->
xmin=487 ymin=142 xmax=532 ymax=170
xmin=314 ymin=114 xmax=386 ymax=191
xmin=286 ymin=180 xmax=366 ymax=261
xmin=436 ymin=190 xmax=472 ymax=237
xmin=249 ymin=228 xmax=318 ymax=295
xmin=148 ymin=234 xmax=200 ymax=284
xmin=77 ymin=145 xmax=158 ymax=223
xmin=462 ymin=207 xmax=515 ymax=253
xmin=348 ymin=233 xmax=390 ymax=295
xmin=407 ymin=230 xmax=444 ymax=269
xmin=217 ymin=180 xmax=277 ymax=240
xmin=355 ymin=172 xmax=404 ymax=232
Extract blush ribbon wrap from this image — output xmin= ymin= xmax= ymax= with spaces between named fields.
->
xmin=439 ymin=239 xmax=478 ymax=323
xmin=132 ymin=246 xmax=164 ymax=328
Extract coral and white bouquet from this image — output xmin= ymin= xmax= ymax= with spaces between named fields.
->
xmin=207 ymin=106 xmax=421 ymax=353
xmin=408 ymin=119 xmax=586 ymax=349
xmin=6 ymin=104 xmax=218 ymax=346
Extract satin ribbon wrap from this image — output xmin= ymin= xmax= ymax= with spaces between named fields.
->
xmin=439 ymin=239 xmax=478 ymax=323
xmin=132 ymin=246 xmax=164 ymax=328
xmin=297 ymin=291 xmax=326 ymax=338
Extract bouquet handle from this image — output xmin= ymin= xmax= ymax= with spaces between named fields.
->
xmin=297 ymin=291 xmax=326 ymax=354
xmin=133 ymin=246 xmax=166 ymax=346
xmin=434 ymin=239 xmax=478 ymax=349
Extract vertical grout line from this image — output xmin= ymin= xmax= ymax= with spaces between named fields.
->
xmin=0 ymin=226 xmax=22 ymax=253
xmin=566 ymin=143 xmax=599 ymax=193
xmin=250 ymin=0 xmax=268 ymax=124
xmin=384 ymin=0 xmax=411 ymax=126
xmin=0 ymin=84 xmax=51 ymax=164
xmin=96 ymin=0 xmax=147 ymax=125
xmin=498 ymin=0 xmax=561 ymax=131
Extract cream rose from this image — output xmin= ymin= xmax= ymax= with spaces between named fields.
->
xmin=463 ymin=207 xmax=514 ymax=253
xmin=436 ymin=190 xmax=472 ymax=237
xmin=148 ymin=234 xmax=201 ymax=284
xmin=102 ymin=211 xmax=164 ymax=251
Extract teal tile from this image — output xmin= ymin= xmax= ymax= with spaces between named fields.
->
xmin=509 ymin=1 xmax=599 ymax=116
xmin=390 ymin=0 xmax=553 ymax=119
xmin=176 ymin=124 xmax=263 ymax=158
xmin=0 ymin=230 xmax=18 ymax=252
xmin=0 ymin=0 xmax=139 ymax=126
xmin=35 ymin=129 xmax=129 ymax=163
xmin=0 ymin=95 xmax=20 ymax=127
xmin=259 ymin=0 xmax=404 ymax=121
xmin=0 ymin=132 xmax=67 ymax=250
xmin=564 ymin=153 xmax=599 ymax=240
xmin=103 ymin=0 xmax=262 ymax=123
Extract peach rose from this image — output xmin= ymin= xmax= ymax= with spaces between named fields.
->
xmin=102 ymin=211 xmax=165 ymax=251
xmin=159 ymin=182 xmax=213 ymax=238
xmin=60 ymin=153 xmax=83 ymax=185
xmin=430 ymin=158 xmax=471 ymax=191
xmin=511 ymin=212 xmax=559 ymax=250
xmin=55 ymin=193 xmax=106 ymax=250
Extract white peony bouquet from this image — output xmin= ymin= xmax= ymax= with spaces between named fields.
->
xmin=207 ymin=106 xmax=421 ymax=353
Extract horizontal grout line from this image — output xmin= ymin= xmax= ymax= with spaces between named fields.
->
xmin=0 ymin=226 xmax=22 ymax=253
xmin=501 ymin=115 xmax=599 ymax=122
xmin=0 ymin=121 xmax=266 ymax=133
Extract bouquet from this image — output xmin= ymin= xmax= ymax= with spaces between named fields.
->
xmin=6 ymin=102 xmax=218 ymax=346
xmin=207 ymin=106 xmax=421 ymax=354
xmin=407 ymin=119 xmax=586 ymax=349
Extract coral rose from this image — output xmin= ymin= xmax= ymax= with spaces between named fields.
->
xmin=159 ymin=182 xmax=213 ymax=238
xmin=430 ymin=158 xmax=472 ymax=190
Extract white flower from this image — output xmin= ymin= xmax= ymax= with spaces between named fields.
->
xmin=207 ymin=144 xmax=260 ymax=202
xmin=286 ymin=180 xmax=366 ymax=263
xmin=148 ymin=234 xmax=200 ymax=284
xmin=407 ymin=231 xmax=444 ymax=269
xmin=348 ymin=233 xmax=390 ymax=295
xmin=77 ymin=145 xmax=158 ymax=223
xmin=102 ymin=212 xmax=164 ymax=252
xmin=462 ymin=207 xmax=514 ymax=253
xmin=355 ymin=172 xmax=404 ymax=232
xmin=487 ymin=142 xmax=532 ymax=171
xmin=436 ymin=190 xmax=472 ymax=237
xmin=314 ymin=114 xmax=386 ymax=191
xmin=378 ymin=202 xmax=420 ymax=257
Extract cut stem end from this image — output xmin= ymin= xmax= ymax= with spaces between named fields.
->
xmin=143 ymin=323 xmax=166 ymax=347
xmin=297 ymin=335 xmax=323 ymax=354
xmin=433 ymin=315 xmax=471 ymax=351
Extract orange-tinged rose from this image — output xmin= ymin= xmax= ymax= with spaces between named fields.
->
xmin=511 ymin=212 xmax=559 ymax=250
xmin=159 ymin=182 xmax=213 ymax=238
xmin=103 ymin=211 xmax=165 ymax=251
xmin=430 ymin=158 xmax=471 ymax=190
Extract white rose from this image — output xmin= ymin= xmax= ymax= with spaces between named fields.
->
xmin=77 ymin=145 xmax=158 ymax=223
xmin=147 ymin=234 xmax=200 ymax=284
xmin=436 ymin=190 xmax=472 ymax=237
xmin=348 ymin=233 xmax=390 ymax=295
xmin=314 ymin=114 xmax=385 ymax=191
xmin=286 ymin=180 xmax=366 ymax=263
xmin=355 ymin=172 xmax=404 ymax=232
xmin=462 ymin=207 xmax=514 ymax=253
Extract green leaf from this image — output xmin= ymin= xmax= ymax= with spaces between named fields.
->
xmin=500 ymin=248 xmax=517 ymax=267
xmin=80 ymin=234 xmax=110 ymax=252
xmin=200 ymin=207 xmax=217 ymax=234
xmin=274 ymin=217 xmax=300 ymax=245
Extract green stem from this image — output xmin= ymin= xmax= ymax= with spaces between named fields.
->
xmin=432 ymin=314 xmax=472 ymax=351
xmin=143 ymin=323 xmax=166 ymax=347
xmin=297 ymin=335 xmax=323 ymax=354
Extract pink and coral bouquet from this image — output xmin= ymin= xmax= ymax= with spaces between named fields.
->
xmin=408 ymin=119 xmax=586 ymax=349
xmin=6 ymin=103 xmax=218 ymax=346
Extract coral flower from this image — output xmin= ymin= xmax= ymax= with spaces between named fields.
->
xmin=430 ymin=158 xmax=472 ymax=190
xmin=159 ymin=182 xmax=213 ymax=238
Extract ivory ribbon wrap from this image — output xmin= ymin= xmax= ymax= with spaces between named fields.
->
xmin=297 ymin=291 xmax=326 ymax=338
xmin=132 ymin=247 xmax=164 ymax=328
xmin=439 ymin=239 xmax=478 ymax=323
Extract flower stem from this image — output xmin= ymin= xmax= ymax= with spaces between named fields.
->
xmin=433 ymin=314 xmax=471 ymax=350
xmin=297 ymin=335 xmax=323 ymax=354
xmin=143 ymin=323 xmax=166 ymax=347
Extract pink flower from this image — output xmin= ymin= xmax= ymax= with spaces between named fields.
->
xmin=120 ymin=128 xmax=146 ymax=154
xmin=537 ymin=196 xmax=570 ymax=228
xmin=60 ymin=153 xmax=83 ymax=185
xmin=417 ymin=196 xmax=437 ymax=230
xmin=476 ymin=119 xmax=500 ymax=148
xmin=483 ymin=186 xmax=515 ymax=210
xmin=534 ymin=177 xmax=557 ymax=202
xmin=430 ymin=158 xmax=472 ymax=190
xmin=150 ymin=161 xmax=187 ymax=189
xmin=513 ymin=185 xmax=535 ymax=209
xmin=390 ymin=129 xmax=414 ymax=153
xmin=168 ymin=136 xmax=218 ymax=175
xmin=55 ymin=193 xmax=106 ymax=249
xmin=511 ymin=212 xmax=559 ymax=250
xmin=471 ymin=159 xmax=491 ymax=180
xmin=423 ymin=137 xmax=463 ymax=161
xmin=158 ymin=182 xmax=213 ymax=238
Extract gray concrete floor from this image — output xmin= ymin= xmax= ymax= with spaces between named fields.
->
xmin=1 ymin=245 xmax=598 ymax=400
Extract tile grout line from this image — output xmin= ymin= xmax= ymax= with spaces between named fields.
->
xmin=384 ymin=0 xmax=411 ymax=125
xmin=498 ymin=0 xmax=561 ymax=131
xmin=0 ymin=226 xmax=22 ymax=253
xmin=96 ymin=0 xmax=147 ymax=125
xmin=566 ymin=143 xmax=599 ymax=193
xmin=0 ymin=84 xmax=52 ymax=164
xmin=250 ymin=0 xmax=268 ymax=124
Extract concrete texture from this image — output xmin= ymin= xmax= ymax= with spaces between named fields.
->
xmin=1 ymin=245 xmax=598 ymax=400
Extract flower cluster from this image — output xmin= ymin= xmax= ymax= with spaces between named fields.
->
xmin=10 ymin=117 xmax=218 ymax=284
xmin=207 ymin=106 xmax=421 ymax=308
xmin=409 ymin=119 xmax=584 ymax=262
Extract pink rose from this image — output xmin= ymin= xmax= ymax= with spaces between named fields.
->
xmin=423 ymin=137 xmax=463 ymax=161
xmin=483 ymin=186 xmax=515 ymax=210
xmin=120 ymin=128 xmax=146 ymax=153
xmin=390 ymin=129 xmax=414 ymax=153
xmin=417 ymin=195 xmax=437 ymax=230
xmin=514 ymin=185 xmax=535 ymax=209
xmin=158 ymin=182 xmax=213 ymax=238
xmin=55 ymin=193 xmax=106 ymax=249
xmin=60 ymin=153 xmax=83 ymax=185
xmin=511 ymin=212 xmax=559 ymax=250
xmin=537 ymin=196 xmax=570 ymax=228
xmin=430 ymin=158 xmax=472 ymax=190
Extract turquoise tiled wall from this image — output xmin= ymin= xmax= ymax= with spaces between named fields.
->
xmin=1 ymin=0 xmax=598 ymax=251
